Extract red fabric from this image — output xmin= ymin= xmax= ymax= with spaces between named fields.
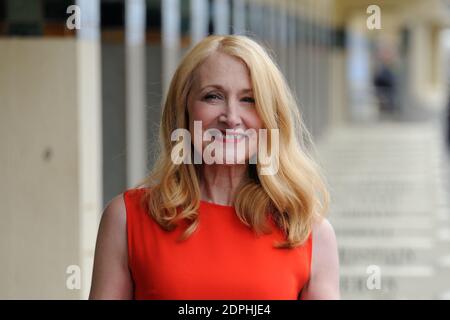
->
xmin=124 ymin=188 xmax=312 ymax=300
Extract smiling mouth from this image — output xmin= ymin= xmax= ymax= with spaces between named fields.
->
xmin=212 ymin=131 xmax=248 ymax=143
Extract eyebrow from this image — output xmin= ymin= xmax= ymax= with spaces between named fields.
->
xmin=200 ymin=84 xmax=253 ymax=94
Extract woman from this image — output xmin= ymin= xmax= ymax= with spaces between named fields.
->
xmin=89 ymin=35 xmax=339 ymax=300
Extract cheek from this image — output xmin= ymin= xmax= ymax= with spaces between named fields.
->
xmin=188 ymin=102 xmax=220 ymax=128
xmin=243 ymin=109 xmax=264 ymax=131
xmin=188 ymin=102 xmax=219 ymax=153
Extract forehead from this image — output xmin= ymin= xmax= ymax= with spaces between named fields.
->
xmin=193 ymin=52 xmax=252 ymax=90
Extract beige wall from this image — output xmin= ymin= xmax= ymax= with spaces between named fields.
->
xmin=0 ymin=38 xmax=101 ymax=299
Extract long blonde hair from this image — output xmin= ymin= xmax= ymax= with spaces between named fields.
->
xmin=136 ymin=35 xmax=329 ymax=248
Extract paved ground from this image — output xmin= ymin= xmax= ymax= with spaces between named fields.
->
xmin=316 ymin=106 xmax=450 ymax=299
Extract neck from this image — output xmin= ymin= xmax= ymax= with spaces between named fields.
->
xmin=199 ymin=164 xmax=249 ymax=206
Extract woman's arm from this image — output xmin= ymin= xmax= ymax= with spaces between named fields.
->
xmin=89 ymin=194 xmax=134 ymax=299
xmin=300 ymin=217 xmax=340 ymax=300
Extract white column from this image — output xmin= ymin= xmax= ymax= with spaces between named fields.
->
xmin=316 ymin=0 xmax=325 ymax=135
xmin=278 ymin=1 xmax=288 ymax=77
xmin=287 ymin=0 xmax=297 ymax=92
xmin=125 ymin=0 xmax=147 ymax=188
xmin=190 ymin=0 xmax=208 ymax=45
xmin=232 ymin=0 xmax=246 ymax=35
xmin=76 ymin=0 xmax=102 ymax=299
xmin=311 ymin=0 xmax=319 ymax=136
xmin=346 ymin=15 xmax=378 ymax=121
xmin=295 ymin=1 xmax=305 ymax=105
xmin=213 ymin=0 xmax=230 ymax=35
xmin=247 ymin=0 xmax=263 ymax=39
xmin=162 ymin=0 xmax=180 ymax=96
xmin=268 ymin=1 xmax=277 ymax=48
xmin=304 ymin=0 xmax=314 ymax=133
xmin=409 ymin=23 xmax=432 ymax=108
xmin=77 ymin=0 xmax=100 ymax=40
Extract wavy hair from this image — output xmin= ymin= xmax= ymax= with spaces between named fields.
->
xmin=136 ymin=35 xmax=329 ymax=248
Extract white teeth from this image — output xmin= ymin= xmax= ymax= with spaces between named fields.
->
xmin=211 ymin=131 xmax=248 ymax=140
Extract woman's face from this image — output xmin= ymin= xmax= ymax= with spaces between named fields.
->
xmin=187 ymin=52 xmax=263 ymax=165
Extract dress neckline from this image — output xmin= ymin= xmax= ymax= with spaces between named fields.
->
xmin=199 ymin=199 xmax=235 ymax=210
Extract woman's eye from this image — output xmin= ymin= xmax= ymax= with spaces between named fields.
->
xmin=242 ymin=97 xmax=255 ymax=103
xmin=204 ymin=93 xmax=222 ymax=101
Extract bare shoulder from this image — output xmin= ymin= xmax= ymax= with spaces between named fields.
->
xmin=103 ymin=193 xmax=127 ymax=221
xmin=95 ymin=193 xmax=127 ymax=241
xmin=301 ymin=216 xmax=340 ymax=300
xmin=89 ymin=193 xmax=132 ymax=299
xmin=311 ymin=216 xmax=339 ymax=268
xmin=311 ymin=217 xmax=337 ymax=248
xmin=94 ymin=192 xmax=128 ymax=260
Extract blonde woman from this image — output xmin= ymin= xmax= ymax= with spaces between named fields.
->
xmin=89 ymin=35 xmax=339 ymax=300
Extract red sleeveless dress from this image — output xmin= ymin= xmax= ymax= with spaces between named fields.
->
xmin=124 ymin=188 xmax=312 ymax=300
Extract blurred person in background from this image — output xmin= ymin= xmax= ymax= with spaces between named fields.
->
xmin=373 ymin=46 xmax=398 ymax=115
xmin=89 ymin=35 xmax=339 ymax=300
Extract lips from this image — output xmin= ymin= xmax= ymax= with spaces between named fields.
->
xmin=213 ymin=129 xmax=248 ymax=143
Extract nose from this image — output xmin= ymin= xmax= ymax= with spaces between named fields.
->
xmin=219 ymin=98 xmax=242 ymax=128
